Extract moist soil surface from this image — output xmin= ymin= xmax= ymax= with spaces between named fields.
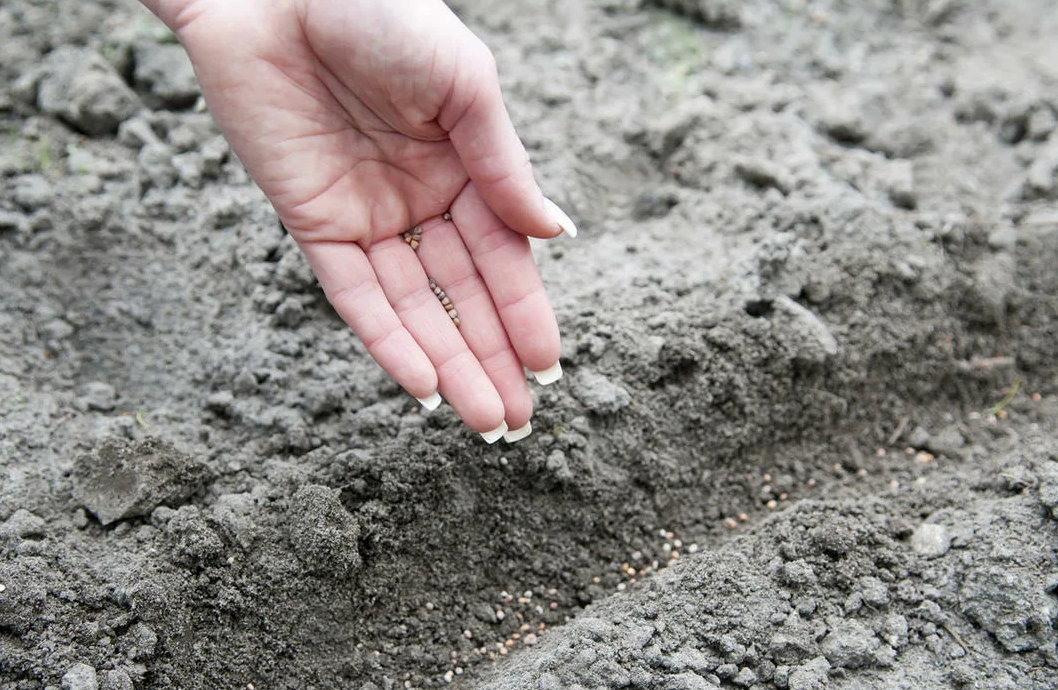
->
xmin=3 ymin=1 xmax=1058 ymax=689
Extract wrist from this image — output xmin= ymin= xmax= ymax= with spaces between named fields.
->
xmin=138 ymin=0 xmax=207 ymax=34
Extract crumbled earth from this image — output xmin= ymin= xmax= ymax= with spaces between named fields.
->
xmin=2 ymin=0 xmax=1058 ymax=689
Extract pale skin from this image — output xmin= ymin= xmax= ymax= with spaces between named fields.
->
xmin=139 ymin=0 xmax=572 ymax=440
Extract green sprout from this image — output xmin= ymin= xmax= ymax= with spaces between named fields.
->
xmin=990 ymin=378 xmax=1021 ymax=416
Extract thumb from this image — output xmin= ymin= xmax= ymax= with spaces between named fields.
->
xmin=440 ymin=43 xmax=577 ymax=240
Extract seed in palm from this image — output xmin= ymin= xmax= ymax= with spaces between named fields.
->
xmin=429 ymin=278 xmax=461 ymax=328
xmin=402 ymin=225 xmax=423 ymax=250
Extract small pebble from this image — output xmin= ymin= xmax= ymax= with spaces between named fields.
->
xmin=911 ymin=523 xmax=951 ymax=558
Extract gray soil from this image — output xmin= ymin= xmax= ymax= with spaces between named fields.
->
xmin=2 ymin=0 xmax=1058 ymax=688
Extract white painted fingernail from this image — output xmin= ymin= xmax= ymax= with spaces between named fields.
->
xmin=480 ymin=421 xmax=508 ymax=444
xmin=543 ymin=197 xmax=578 ymax=238
xmin=503 ymin=421 xmax=532 ymax=443
xmin=530 ymin=361 xmax=563 ymax=385
xmin=415 ymin=391 xmax=442 ymax=411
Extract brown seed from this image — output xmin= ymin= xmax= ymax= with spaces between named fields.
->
xmin=452 ymin=318 xmax=461 ymax=327
xmin=409 ymin=240 xmax=419 ymax=250
xmin=448 ymin=309 xmax=458 ymax=319
xmin=441 ymin=297 xmax=452 ymax=307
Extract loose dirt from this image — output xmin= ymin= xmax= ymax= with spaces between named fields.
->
xmin=2 ymin=0 xmax=1058 ymax=688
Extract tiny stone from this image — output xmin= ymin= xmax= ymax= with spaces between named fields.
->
xmin=79 ymin=381 xmax=118 ymax=411
xmin=911 ymin=523 xmax=951 ymax=558
xmin=449 ymin=309 xmax=458 ymax=319
xmin=443 ymin=212 xmax=451 ymax=221
xmin=1 ymin=509 xmax=46 ymax=540
xmin=98 ymin=670 xmax=133 ymax=690
xmin=732 ymin=667 xmax=757 ymax=687
xmin=61 ymin=663 xmax=98 ymax=690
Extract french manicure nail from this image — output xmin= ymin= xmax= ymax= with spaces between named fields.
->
xmin=530 ymin=361 xmax=563 ymax=385
xmin=543 ymin=197 xmax=578 ymax=238
xmin=415 ymin=391 xmax=442 ymax=411
xmin=503 ymin=421 xmax=532 ymax=443
xmin=480 ymin=421 xmax=508 ymax=444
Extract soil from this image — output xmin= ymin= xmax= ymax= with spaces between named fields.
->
xmin=2 ymin=0 xmax=1058 ymax=689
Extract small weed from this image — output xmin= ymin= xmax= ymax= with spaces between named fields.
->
xmin=990 ymin=378 xmax=1021 ymax=416
xmin=37 ymin=136 xmax=52 ymax=172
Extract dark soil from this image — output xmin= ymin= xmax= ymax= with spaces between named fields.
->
xmin=2 ymin=0 xmax=1058 ymax=689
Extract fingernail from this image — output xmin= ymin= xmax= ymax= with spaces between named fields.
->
xmin=416 ymin=391 xmax=442 ymax=411
xmin=530 ymin=361 xmax=563 ymax=385
xmin=503 ymin=421 xmax=532 ymax=443
xmin=480 ymin=421 xmax=508 ymax=444
xmin=543 ymin=197 xmax=578 ymax=238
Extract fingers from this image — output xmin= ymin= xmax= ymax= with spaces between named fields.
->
xmin=450 ymin=184 xmax=562 ymax=380
xmin=440 ymin=42 xmax=576 ymax=241
xmin=415 ymin=218 xmax=535 ymax=431
xmin=365 ymin=236 xmax=507 ymax=435
xmin=298 ymin=241 xmax=438 ymax=400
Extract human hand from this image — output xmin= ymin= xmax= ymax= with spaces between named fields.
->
xmin=141 ymin=0 xmax=578 ymax=442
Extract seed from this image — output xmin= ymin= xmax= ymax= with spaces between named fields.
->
xmin=443 ymin=212 xmax=452 ymax=221
xmin=442 ymin=297 xmax=452 ymax=307
xmin=452 ymin=317 xmax=461 ymax=327
xmin=448 ymin=309 xmax=458 ymax=318
xmin=409 ymin=240 xmax=419 ymax=250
